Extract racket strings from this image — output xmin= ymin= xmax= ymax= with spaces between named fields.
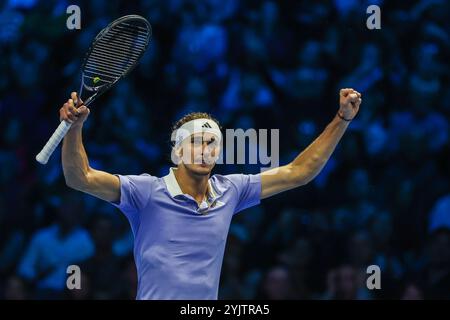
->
xmin=83 ymin=20 xmax=150 ymax=85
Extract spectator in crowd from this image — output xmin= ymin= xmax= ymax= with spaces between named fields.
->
xmin=17 ymin=195 xmax=94 ymax=299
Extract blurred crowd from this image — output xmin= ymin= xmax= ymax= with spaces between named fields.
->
xmin=0 ymin=0 xmax=449 ymax=299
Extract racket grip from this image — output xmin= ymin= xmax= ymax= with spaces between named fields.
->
xmin=35 ymin=120 xmax=73 ymax=165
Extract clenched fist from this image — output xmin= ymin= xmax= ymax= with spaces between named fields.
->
xmin=59 ymin=92 xmax=90 ymax=129
xmin=338 ymin=88 xmax=362 ymax=121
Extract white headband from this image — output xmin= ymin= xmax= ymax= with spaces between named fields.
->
xmin=171 ymin=118 xmax=222 ymax=148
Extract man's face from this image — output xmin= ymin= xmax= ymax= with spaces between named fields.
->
xmin=179 ymin=132 xmax=220 ymax=176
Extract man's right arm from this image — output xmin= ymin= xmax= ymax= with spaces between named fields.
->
xmin=61 ymin=92 xmax=120 ymax=203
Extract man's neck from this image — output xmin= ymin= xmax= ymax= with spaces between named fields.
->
xmin=174 ymin=166 xmax=210 ymax=204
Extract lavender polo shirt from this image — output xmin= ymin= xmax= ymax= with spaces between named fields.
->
xmin=111 ymin=167 xmax=261 ymax=300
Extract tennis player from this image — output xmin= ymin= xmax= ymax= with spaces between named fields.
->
xmin=60 ymin=88 xmax=361 ymax=299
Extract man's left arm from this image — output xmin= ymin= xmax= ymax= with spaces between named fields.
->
xmin=261 ymin=88 xmax=362 ymax=199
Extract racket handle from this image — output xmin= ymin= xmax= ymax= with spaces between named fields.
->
xmin=36 ymin=120 xmax=73 ymax=165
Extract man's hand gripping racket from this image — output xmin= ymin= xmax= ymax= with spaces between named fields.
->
xmin=36 ymin=15 xmax=152 ymax=164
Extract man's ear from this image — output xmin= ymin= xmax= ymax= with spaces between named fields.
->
xmin=171 ymin=146 xmax=183 ymax=165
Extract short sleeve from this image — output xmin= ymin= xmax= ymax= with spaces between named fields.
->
xmin=110 ymin=173 xmax=157 ymax=234
xmin=225 ymin=174 xmax=261 ymax=214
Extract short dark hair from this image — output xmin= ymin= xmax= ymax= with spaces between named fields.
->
xmin=171 ymin=112 xmax=221 ymax=132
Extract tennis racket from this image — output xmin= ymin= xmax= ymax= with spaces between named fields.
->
xmin=36 ymin=14 xmax=152 ymax=164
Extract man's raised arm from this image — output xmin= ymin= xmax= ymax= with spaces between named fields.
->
xmin=261 ymin=88 xmax=362 ymax=199
xmin=61 ymin=92 xmax=120 ymax=202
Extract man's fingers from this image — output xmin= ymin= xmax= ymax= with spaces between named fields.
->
xmin=60 ymin=105 xmax=73 ymax=123
xmin=352 ymin=90 xmax=361 ymax=99
xmin=346 ymin=93 xmax=359 ymax=104
xmin=71 ymin=92 xmax=82 ymax=106
xmin=70 ymin=92 xmax=84 ymax=107
xmin=67 ymin=100 xmax=77 ymax=114
xmin=340 ymin=88 xmax=353 ymax=97
xmin=340 ymin=88 xmax=361 ymax=98
xmin=66 ymin=99 xmax=79 ymax=121
xmin=67 ymin=111 xmax=78 ymax=122
xmin=60 ymin=93 xmax=88 ymax=124
xmin=69 ymin=105 xmax=80 ymax=116
xmin=76 ymin=106 xmax=89 ymax=118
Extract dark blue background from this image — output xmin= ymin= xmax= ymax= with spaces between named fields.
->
xmin=0 ymin=0 xmax=449 ymax=299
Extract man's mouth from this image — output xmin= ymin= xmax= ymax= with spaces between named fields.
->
xmin=196 ymin=159 xmax=210 ymax=166
xmin=200 ymin=160 xmax=209 ymax=166
xmin=193 ymin=156 xmax=214 ymax=166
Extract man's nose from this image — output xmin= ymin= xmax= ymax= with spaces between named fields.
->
xmin=201 ymin=141 xmax=210 ymax=149
xmin=202 ymin=143 xmax=214 ymax=155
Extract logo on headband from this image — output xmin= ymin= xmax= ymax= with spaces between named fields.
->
xmin=202 ymin=122 xmax=212 ymax=128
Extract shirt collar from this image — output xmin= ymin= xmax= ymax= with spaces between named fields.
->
xmin=163 ymin=167 xmax=217 ymax=200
